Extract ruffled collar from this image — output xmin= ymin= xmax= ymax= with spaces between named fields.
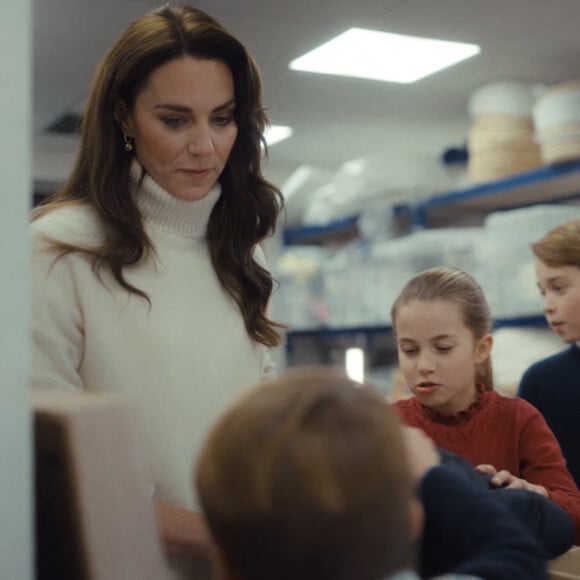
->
xmin=131 ymin=160 xmax=221 ymax=239
xmin=417 ymin=383 xmax=488 ymax=425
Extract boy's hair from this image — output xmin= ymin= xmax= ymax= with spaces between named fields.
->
xmin=531 ymin=218 xmax=580 ymax=267
xmin=391 ymin=266 xmax=494 ymax=391
xmin=196 ymin=366 xmax=415 ymax=580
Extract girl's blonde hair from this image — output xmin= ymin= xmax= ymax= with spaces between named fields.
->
xmin=391 ymin=267 xmax=494 ymax=391
xmin=531 ymin=218 xmax=580 ymax=267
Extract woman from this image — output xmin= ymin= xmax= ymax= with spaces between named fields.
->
xmin=29 ymin=4 xmax=283 ymax=578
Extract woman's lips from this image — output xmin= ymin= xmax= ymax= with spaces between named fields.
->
xmin=180 ymin=168 xmax=212 ymax=178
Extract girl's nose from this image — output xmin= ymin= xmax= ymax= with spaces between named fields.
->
xmin=417 ymin=353 xmax=435 ymax=374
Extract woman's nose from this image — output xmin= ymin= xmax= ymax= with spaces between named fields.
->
xmin=187 ymin=123 xmax=214 ymax=156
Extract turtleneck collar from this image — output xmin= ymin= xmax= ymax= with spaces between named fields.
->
xmin=417 ymin=383 xmax=488 ymax=425
xmin=130 ymin=160 xmax=222 ymax=239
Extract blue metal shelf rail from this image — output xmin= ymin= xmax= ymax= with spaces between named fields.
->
xmin=283 ymin=160 xmax=580 ymax=241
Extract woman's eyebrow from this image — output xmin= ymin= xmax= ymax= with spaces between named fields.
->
xmin=153 ymin=98 xmax=236 ymax=114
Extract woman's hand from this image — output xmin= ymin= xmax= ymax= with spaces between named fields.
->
xmin=155 ymin=501 xmax=212 ymax=557
xmin=476 ymin=464 xmax=549 ymax=496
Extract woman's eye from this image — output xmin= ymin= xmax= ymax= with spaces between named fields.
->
xmin=213 ymin=115 xmax=234 ymax=127
xmin=162 ymin=116 xmax=186 ymax=128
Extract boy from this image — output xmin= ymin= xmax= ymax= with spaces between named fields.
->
xmin=195 ymin=366 xmax=546 ymax=579
xmin=518 ymin=217 xmax=580 ymax=487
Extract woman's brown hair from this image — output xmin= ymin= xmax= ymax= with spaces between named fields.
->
xmin=33 ymin=3 xmax=284 ymax=346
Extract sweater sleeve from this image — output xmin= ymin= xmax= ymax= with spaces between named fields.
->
xmin=517 ymin=402 xmax=580 ymax=544
xmin=419 ymin=464 xmax=547 ymax=580
xmin=29 ymin=229 xmax=85 ymax=391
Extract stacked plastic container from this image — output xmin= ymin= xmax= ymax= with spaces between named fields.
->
xmin=467 ymin=82 xmax=542 ymax=183
xmin=480 ymin=204 xmax=580 ymax=317
xmin=533 ymin=80 xmax=580 ymax=164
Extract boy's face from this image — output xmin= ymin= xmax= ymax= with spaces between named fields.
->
xmin=536 ymin=259 xmax=580 ymax=343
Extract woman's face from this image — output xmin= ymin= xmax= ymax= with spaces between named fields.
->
xmin=122 ymin=56 xmax=238 ymax=201
xmin=394 ymin=299 xmax=491 ymax=415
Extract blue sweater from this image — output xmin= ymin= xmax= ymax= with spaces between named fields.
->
xmin=419 ymin=464 xmax=547 ymax=579
xmin=518 ymin=344 xmax=580 ymax=488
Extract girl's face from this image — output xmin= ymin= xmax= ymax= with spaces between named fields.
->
xmin=121 ymin=56 xmax=238 ymax=201
xmin=395 ymin=299 xmax=491 ymax=416
xmin=535 ymin=259 xmax=580 ymax=343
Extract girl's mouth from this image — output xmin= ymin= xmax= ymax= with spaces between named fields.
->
xmin=416 ymin=382 xmax=440 ymax=394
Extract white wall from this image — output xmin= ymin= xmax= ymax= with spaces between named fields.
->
xmin=0 ymin=0 xmax=33 ymax=577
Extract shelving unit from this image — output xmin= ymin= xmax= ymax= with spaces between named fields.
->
xmin=281 ymin=162 xmax=580 ymax=368
xmin=283 ymin=160 xmax=580 ymax=244
xmin=285 ymin=314 xmax=548 ymax=354
xmin=414 ymin=159 xmax=580 ymax=228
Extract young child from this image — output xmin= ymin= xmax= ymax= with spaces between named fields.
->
xmin=518 ymin=217 xmax=580 ymax=488
xmin=195 ymin=366 xmax=547 ymax=580
xmin=391 ymin=266 xmax=580 ymax=545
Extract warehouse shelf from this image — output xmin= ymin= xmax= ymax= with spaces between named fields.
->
xmin=414 ymin=159 xmax=580 ymax=228
xmin=283 ymin=160 xmax=580 ymax=242
xmin=286 ymin=313 xmax=548 ymax=341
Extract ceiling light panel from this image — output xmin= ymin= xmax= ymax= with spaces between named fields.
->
xmin=289 ymin=28 xmax=480 ymax=83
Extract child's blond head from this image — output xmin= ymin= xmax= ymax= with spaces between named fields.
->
xmin=196 ymin=366 xmax=415 ymax=580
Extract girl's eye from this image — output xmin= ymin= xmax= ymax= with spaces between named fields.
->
xmin=161 ymin=116 xmax=187 ymax=128
xmin=436 ymin=345 xmax=453 ymax=353
xmin=401 ymin=347 xmax=418 ymax=355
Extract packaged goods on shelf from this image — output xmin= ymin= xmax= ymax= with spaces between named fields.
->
xmin=467 ymin=81 xmax=543 ymax=183
xmin=322 ymin=228 xmax=484 ymax=328
xmin=481 ymin=204 xmax=580 ymax=317
xmin=534 ymin=80 xmax=580 ymax=164
xmin=271 ymin=247 xmax=332 ymax=329
xmin=492 ymin=327 xmax=563 ymax=396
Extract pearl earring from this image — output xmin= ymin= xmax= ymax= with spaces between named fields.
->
xmin=123 ymin=134 xmax=133 ymax=152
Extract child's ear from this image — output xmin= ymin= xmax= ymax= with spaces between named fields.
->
xmin=475 ymin=333 xmax=493 ymax=365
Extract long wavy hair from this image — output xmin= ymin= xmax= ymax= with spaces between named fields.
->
xmin=391 ymin=267 xmax=494 ymax=391
xmin=33 ymin=3 xmax=284 ymax=347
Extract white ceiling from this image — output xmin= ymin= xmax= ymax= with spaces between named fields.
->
xmin=33 ymin=0 xmax=580 ymax=198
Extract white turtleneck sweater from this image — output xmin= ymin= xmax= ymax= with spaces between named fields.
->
xmin=29 ymin=168 xmax=274 ymax=577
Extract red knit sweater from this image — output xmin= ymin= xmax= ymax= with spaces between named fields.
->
xmin=394 ymin=389 xmax=580 ymax=545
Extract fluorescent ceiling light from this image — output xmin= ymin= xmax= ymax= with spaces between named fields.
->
xmin=264 ymin=124 xmax=293 ymax=146
xmin=289 ymin=28 xmax=480 ymax=83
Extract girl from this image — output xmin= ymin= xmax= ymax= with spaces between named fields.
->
xmin=391 ymin=266 xmax=580 ymax=544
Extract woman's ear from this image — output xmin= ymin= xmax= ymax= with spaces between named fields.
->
xmin=114 ymin=100 xmax=131 ymax=134
xmin=475 ymin=333 xmax=493 ymax=365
